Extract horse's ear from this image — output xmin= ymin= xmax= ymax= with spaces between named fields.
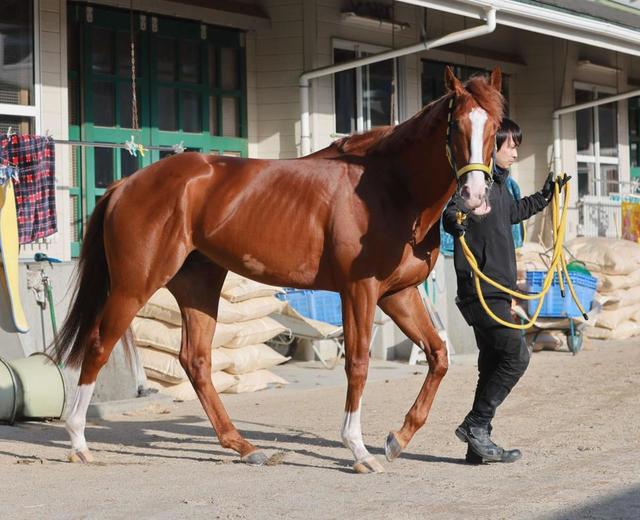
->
xmin=490 ymin=67 xmax=502 ymax=92
xmin=444 ymin=66 xmax=464 ymax=94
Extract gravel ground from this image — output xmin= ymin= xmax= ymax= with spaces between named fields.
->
xmin=1 ymin=338 xmax=639 ymax=520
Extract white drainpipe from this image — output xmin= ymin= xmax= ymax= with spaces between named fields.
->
xmin=299 ymin=8 xmax=497 ymax=156
xmin=552 ymin=88 xmax=640 ymax=176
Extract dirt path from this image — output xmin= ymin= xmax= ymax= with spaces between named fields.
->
xmin=1 ymin=338 xmax=639 ymax=520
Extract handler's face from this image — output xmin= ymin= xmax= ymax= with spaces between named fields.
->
xmin=496 ymin=134 xmax=518 ymax=169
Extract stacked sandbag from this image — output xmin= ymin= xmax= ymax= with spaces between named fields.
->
xmin=516 ymin=242 xmax=550 ymax=286
xmin=564 ymin=237 xmax=640 ymax=340
xmin=132 ymin=273 xmax=290 ymax=398
xmin=525 ymin=330 xmax=568 ymax=352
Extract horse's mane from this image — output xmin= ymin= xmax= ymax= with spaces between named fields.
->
xmin=333 ymin=74 xmax=504 ymax=156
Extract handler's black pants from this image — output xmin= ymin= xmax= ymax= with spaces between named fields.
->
xmin=457 ymin=297 xmax=530 ymax=429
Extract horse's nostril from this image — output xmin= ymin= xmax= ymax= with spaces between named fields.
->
xmin=460 ymin=186 xmax=471 ymax=199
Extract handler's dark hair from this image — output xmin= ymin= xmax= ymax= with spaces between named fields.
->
xmin=496 ymin=118 xmax=522 ymax=150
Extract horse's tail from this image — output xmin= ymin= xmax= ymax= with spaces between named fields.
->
xmin=52 ymin=181 xmax=124 ymax=369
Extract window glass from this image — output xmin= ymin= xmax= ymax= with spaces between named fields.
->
xmin=92 ymin=27 xmax=114 ymax=74
xmin=180 ymin=40 xmax=200 ymax=83
xmin=334 ymin=48 xmax=357 ymax=134
xmin=221 ymin=96 xmax=239 ymax=137
xmin=364 ymin=59 xmax=393 ymax=129
xmin=0 ymin=0 xmax=35 ymax=105
xmin=120 ymin=148 xmax=139 ymax=177
xmin=598 ymin=100 xmax=618 ymax=157
xmin=158 ymin=87 xmax=177 ymax=131
xmin=95 ymin=148 xmax=114 ymax=188
xmin=182 ymin=90 xmax=202 ymax=132
xmin=577 ymin=162 xmax=593 ymax=199
xmin=157 ymin=37 xmax=176 ymax=82
xmin=93 ymin=81 xmax=115 ymax=127
xmin=576 ymin=89 xmax=595 ymax=155
xmin=220 ymin=48 xmax=239 ymax=90
xmin=0 ymin=115 xmax=33 ymax=134
xmin=600 ymin=164 xmax=618 ymax=195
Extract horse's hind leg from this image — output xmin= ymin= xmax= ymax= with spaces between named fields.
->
xmin=65 ymin=290 xmax=143 ymax=462
xmin=166 ymin=254 xmax=266 ymax=465
xmin=377 ymin=286 xmax=448 ymax=461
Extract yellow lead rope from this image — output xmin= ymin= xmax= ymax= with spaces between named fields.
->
xmin=457 ymin=176 xmax=588 ymax=330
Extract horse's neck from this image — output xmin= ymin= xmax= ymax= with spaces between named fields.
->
xmin=395 ymin=116 xmax=457 ymax=238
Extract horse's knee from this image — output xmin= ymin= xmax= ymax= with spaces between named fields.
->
xmin=345 ymin=358 xmax=369 ymax=379
xmin=430 ymin=343 xmax=449 ymax=378
xmin=179 ymin=352 xmax=210 ymax=384
xmin=83 ymin=332 xmax=110 ymax=369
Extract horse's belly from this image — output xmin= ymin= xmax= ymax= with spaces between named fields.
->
xmin=194 ymin=230 xmax=332 ymax=290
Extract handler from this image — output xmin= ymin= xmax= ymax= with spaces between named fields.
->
xmin=441 ymin=118 xmax=569 ymax=464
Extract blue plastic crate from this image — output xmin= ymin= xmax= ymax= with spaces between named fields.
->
xmin=276 ymin=289 xmax=343 ymax=326
xmin=526 ymin=271 xmax=597 ymax=318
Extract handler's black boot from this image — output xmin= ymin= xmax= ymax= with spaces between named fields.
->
xmin=455 ymin=423 xmax=522 ymax=463
xmin=464 ymin=445 xmax=522 ymax=464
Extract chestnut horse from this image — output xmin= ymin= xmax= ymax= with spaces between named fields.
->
xmin=54 ymin=67 xmax=503 ymax=472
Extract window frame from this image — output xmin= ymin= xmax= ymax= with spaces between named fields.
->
xmin=0 ymin=0 xmax=41 ymax=133
xmin=574 ymin=81 xmax=620 ymax=197
xmin=332 ymin=38 xmax=401 ymax=136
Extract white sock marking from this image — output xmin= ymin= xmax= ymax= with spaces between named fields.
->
xmin=341 ymin=399 xmax=370 ymax=462
xmin=65 ymin=383 xmax=96 ymax=452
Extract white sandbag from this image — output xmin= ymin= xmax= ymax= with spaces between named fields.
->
xmin=136 ymin=288 xmax=266 ymax=328
xmin=222 ymin=271 xmax=245 ymax=292
xmin=222 ymin=369 xmax=289 ymax=394
xmin=584 ymin=320 xmax=640 ymax=340
xmin=594 ymin=304 xmax=640 ymax=330
xmin=220 ymin=296 xmax=286 ymax=323
xmin=220 ymin=344 xmax=289 ymax=375
xmin=138 ymin=288 xmax=182 ymax=325
xmin=221 ymin=277 xmax=283 ymax=303
xmin=138 ymin=287 xmax=285 ymax=325
xmin=598 ymin=269 xmax=640 ymax=292
xmin=516 ymin=242 xmax=551 ymax=276
xmin=566 ymin=237 xmax=640 ymax=275
xmin=132 ymin=317 xmax=238 ymax=352
xmin=224 ymin=317 xmax=287 ymax=348
xmin=138 ymin=346 xmax=233 ymax=383
xmin=601 ymin=286 xmax=640 ymax=309
xmin=631 ymin=309 xmax=640 ymax=323
xmin=525 ymin=331 xmax=566 ymax=352
xmin=146 ymin=371 xmax=238 ymax=400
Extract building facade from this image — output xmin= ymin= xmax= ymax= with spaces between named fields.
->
xmin=3 ymin=0 xmax=640 ymax=355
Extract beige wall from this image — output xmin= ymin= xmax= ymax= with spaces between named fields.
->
xmin=251 ymin=0 xmax=303 ymax=159
xmin=28 ymin=0 xmax=71 ymax=261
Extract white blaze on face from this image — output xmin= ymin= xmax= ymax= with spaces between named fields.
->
xmin=65 ymin=383 xmax=96 ymax=452
xmin=460 ymin=107 xmax=490 ymax=214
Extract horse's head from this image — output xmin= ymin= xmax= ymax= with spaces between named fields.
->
xmin=444 ymin=66 xmax=504 ymax=216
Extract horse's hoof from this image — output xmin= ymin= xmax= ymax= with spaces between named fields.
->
xmin=353 ymin=456 xmax=385 ymax=474
xmin=68 ymin=449 xmax=94 ymax=463
xmin=241 ymin=450 xmax=268 ymax=466
xmin=385 ymin=431 xmax=403 ymax=462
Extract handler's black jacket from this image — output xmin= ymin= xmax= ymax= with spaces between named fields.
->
xmin=441 ymin=166 xmax=549 ymax=301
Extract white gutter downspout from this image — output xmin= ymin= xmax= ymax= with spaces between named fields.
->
xmin=552 ymin=88 xmax=640 ymax=175
xmin=299 ymin=8 xmax=497 ymax=156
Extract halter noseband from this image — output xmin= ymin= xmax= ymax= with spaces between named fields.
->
xmin=445 ymin=96 xmax=495 ymax=181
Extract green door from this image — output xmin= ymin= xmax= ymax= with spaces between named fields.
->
xmin=67 ymin=3 xmax=248 ymax=256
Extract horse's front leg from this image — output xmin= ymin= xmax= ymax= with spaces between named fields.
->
xmin=378 ymin=285 xmax=449 ymax=460
xmin=340 ymin=282 xmax=383 ymax=473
